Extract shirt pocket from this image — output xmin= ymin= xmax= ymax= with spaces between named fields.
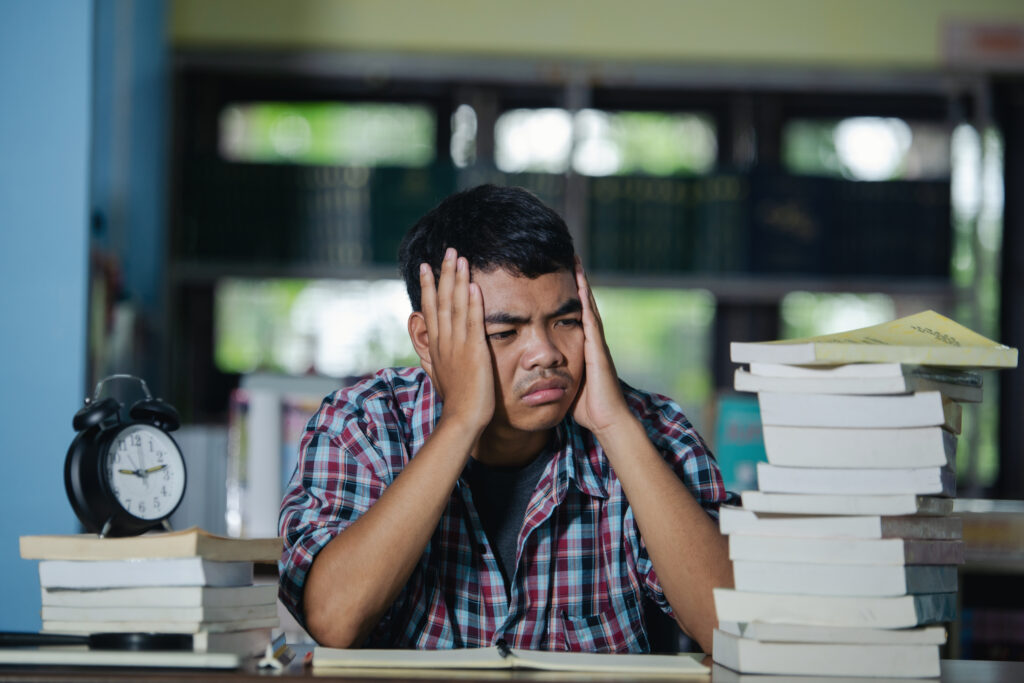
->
xmin=550 ymin=594 xmax=650 ymax=653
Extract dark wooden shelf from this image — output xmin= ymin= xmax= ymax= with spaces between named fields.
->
xmin=170 ymin=260 xmax=957 ymax=303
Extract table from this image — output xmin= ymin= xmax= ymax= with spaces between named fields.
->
xmin=0 ymin=656 xmax=1022 ymax=683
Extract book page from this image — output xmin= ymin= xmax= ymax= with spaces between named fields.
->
xmin=514 ymin=650 xmax=708 ymax=674
xmin=313 ymin=647 xmax=506 ymax=670
xmin=768 ymin=311 xmax=1005 ymax=350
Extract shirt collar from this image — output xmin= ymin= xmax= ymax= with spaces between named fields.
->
xmin=555 ymin=420 xmax=610 ymax=500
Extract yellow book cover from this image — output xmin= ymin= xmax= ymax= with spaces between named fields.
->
xmin=19 ymin=527 xmax=282 ymax=563
xmin=730 ymin=310 xmax=1018 ymax=368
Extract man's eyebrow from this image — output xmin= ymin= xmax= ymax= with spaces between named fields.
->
xmin=484 ymin=298 xmax=582 ymax=326
xmin=552 ymin=298 xmax=583 ymax=317
xmin=484 ymin=311 xmax=529 ymax=326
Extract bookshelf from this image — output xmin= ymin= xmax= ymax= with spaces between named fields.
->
xmin=951 ymin=499 xmax=1024 ymax=661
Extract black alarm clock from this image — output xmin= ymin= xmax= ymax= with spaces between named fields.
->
xmin=64 ymin=375 xmax=187 ymax=537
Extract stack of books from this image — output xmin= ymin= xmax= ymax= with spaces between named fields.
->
xmin=712 ymin=310 xmax=1018 ymax=678
xmin=20 ymin=527 xmax=282 ymax=657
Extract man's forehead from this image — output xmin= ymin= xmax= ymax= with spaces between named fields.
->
xmin=473 ymin=268 xmax=578 ymax=315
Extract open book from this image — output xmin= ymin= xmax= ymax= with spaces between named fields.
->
xmin=729 ymin=310 xmax=1018 ymax=368
xmin=312 ymin=643 xmax=709 ymax=676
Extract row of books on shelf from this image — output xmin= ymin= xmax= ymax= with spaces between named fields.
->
xmin=176 ymin=159 xmax=951 ymax=279
xmin=711 ymin=311 xmax=1017 ymax=678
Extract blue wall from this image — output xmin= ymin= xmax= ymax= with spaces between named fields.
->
xmin=0 ymin=1 xmax=93 ymax=630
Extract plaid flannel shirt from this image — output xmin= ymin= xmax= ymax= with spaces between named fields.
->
xmin=279 ymin=367 xmax=727 ymax=652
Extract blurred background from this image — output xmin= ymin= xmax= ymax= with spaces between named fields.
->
xmin=2 ymin=0 xmax=1024 ymax=657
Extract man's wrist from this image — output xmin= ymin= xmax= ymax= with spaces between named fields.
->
xmin=589 ymin=409 xmax=644 ymax=450
xmin=434 ymin=410 xmax=488 ymax=452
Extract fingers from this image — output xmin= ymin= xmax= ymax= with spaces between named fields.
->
xmin=419 ymin=262 xmax=438 ymax=353
xmin=452 ymin=255 xmax=470 ymax=345
xmin=421 ymin=248 xmax=480 ymax=352
xmin=575 ymin=256 xmax=604 ymax=336
xmin=436 ymin=248 xmax=457 ymax=342
xmin=467 ymin=281 xmax=484 ymax=344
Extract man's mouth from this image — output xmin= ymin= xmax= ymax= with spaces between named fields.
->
xmin=520 ymin=377 xmax=569 ymax=406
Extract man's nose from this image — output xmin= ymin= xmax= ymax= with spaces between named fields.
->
xmin=523 ymin=328 xmax=565 ymax=369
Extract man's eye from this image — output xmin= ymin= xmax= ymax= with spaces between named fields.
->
xmin=488 ymin=330 xmax=515 ymax=341
xmin=556 ymin=318 xmax=582 ymax=328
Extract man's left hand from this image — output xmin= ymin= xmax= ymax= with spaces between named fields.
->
xmin=571 ymin=257 xmax=632 ymax=437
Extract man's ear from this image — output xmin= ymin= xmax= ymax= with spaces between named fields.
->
xmin=407 ymin=312 xmax=436 ymax=383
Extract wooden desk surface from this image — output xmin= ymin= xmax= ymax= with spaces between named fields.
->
xmin=0 ymin=658 xmax=1022 ymax=682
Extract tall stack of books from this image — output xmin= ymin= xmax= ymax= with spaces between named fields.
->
xmin=712 ymin=311 xmax=1018 ymax=678
xmin=20 ymin=527 xmax=282 ymax=657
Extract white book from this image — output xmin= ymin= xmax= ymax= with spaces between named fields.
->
xmin=762 ymin=425 xmax=957 ymax=469
xmin=757 ymin=391 xmax=962 ymax=432
xmin=748 ymin=362 xmax=981 ymax=382
xmin=739 ymin=491 xmax=953 ymax=516
xmin=756 ymin=463 xmax=955 ymax=496
xmin=41 ymin=585 xmax=277 ymax=608
xmin=729 ymin=534 xmax=965 ymax=566
xmin=719 ymin=506 xmax=962 ymax=539
xmin=713 ymin=588 xmax=956 ymax=628
xmin=194 ymin=628 xmax=273 ymax=656
xmin=0 ymin=649 xmax=239 ymax=670
xmin=42 ymin=616 xmax=279 ymax=634
xmin=38 ymin=558 xmax=253 ymax=589
xmin=718 ymin=620 xmax=947 ymax=645
xmin=41 ymin=602 xmax=278 ymax=623
xmin=735 ymin=368 xmax=982 ymax=402
xmin=712 ymin=629 xmax=940 ymax=678
xmin=732 ymin=561 xmax=958 ymax=596
xmin=711 ymin=663 xmax=941 ymax=683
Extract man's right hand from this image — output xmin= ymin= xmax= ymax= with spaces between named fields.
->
xmin=419 ymin=247 xmax=495 ymax=436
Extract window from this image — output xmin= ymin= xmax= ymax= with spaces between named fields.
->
xmin=219 ymin=102 xmax=436 ymax=167
xmin=593 ymin=287 xmax=715 ymax=431
xmin=215 ymin=278 xmax=417 ymax=378
xmin=783 ymin=117 xmax=951 ymax=181
xmin=493 ymin=108 xmax=716 ymax=176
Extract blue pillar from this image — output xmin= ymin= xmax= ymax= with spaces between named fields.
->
xmin=0 ymin=1 xmax=94 ymax=630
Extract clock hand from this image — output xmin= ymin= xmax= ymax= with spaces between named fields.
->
xmin=144 ymin=464 xmax=167 ymax=473
xmin=118 ymin=468 xmax=144 ymax=477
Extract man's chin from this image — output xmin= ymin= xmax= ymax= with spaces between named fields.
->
xmin=509 ymin=402 xmax=572 ymax=433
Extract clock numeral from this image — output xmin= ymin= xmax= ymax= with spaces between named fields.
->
xmin=137 ymin=501 xmax=146 ymax=514
xmin=161 ymin=485 xmax=168 ymax=496
xmin=153 ymin=497 xmax=161 ymax=510
xmin=132 ymin=434 xmax=142 ymax=448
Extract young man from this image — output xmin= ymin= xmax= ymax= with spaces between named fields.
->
xmin=279 ymin=185 xmax=732 ymax=654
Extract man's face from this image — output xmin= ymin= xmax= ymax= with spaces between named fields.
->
xmin=474 ymin=267 xmax=584 ymax=439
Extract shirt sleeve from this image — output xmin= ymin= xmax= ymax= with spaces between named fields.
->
xmin=277 ymin=388 xmax=397 ymax=627
xmin=619 ymin=384 xmax=731 ymax=618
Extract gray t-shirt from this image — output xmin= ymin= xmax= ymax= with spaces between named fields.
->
xmin=464 ymin=451 xmax=552 ymax=591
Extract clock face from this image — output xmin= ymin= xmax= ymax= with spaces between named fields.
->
xmin=104 ymin=424 xmax=186 ymax=521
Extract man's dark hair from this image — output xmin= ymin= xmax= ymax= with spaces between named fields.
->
xmin=398 ymin=184 xmax=576 ymax=311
